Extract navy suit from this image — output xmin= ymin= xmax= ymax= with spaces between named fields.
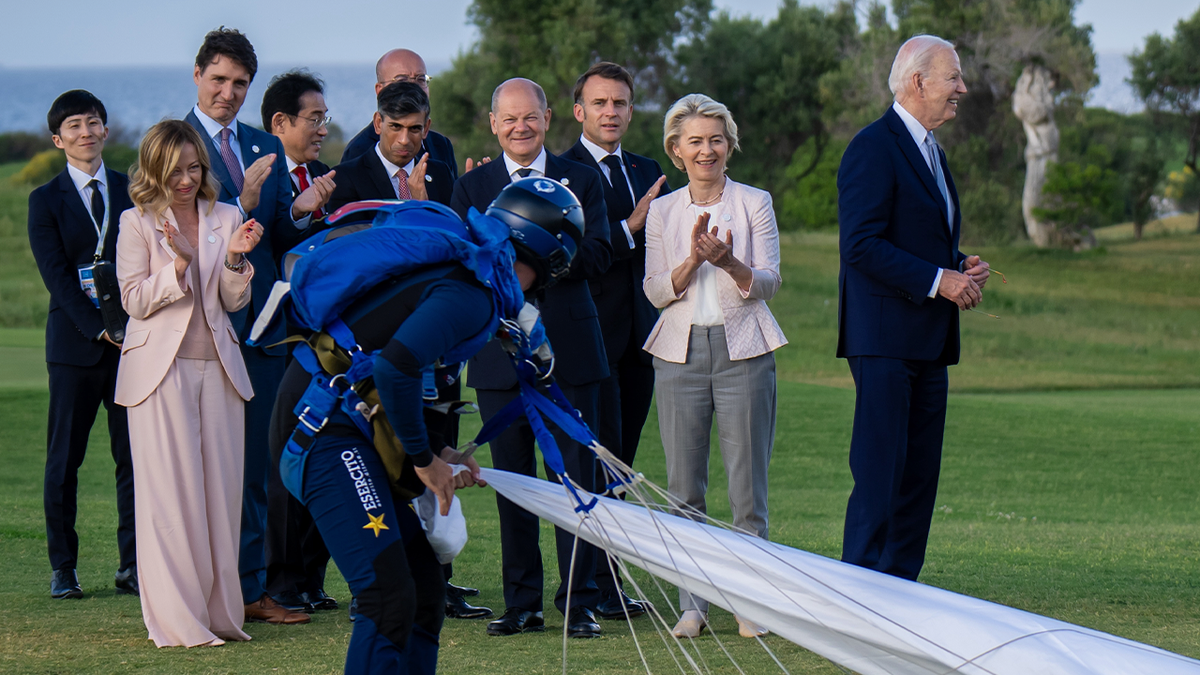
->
xmin=28 ymin=167 xmax=136 ymax=575
xmin=343 ymin=125 xmax=458 ymax=181
xmin=327 ymin=148 xmax=454 ymax=211
xmin=450 ymin=153 xmax=612 ymax=614
xmin=836 ymin=106 xmax=967 ymax=581
xmin=186 ymin=110 xmax=309 ymax=603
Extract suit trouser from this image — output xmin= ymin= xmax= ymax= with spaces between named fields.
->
xmin=842 ymin=356 xmax=948 ymax=582
xmin=128 ymin=358 xmax=249 ymax=647
xmin=654 ymin=325 xmax=776 ymax=613
xmin=239 ymin=346 xmax=287 ymax=603
xmin=593 ymin=336 xmax=655 ymax=593
xmin=478 ymin=381 xmax=602 ymax=614
xmin=299 ymin=437 xmax=443 ymax=675
xmin=44 ymin=349 xmax=136 ymax=573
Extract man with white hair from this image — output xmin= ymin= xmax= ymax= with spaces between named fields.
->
xmin=835 ymin=35 xmax=991 ymax=581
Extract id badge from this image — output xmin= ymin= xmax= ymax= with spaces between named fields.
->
xmin=78 ymin=263 xmax=99 ymax=308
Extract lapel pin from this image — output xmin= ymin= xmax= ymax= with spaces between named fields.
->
xmin=425 ymin=174 xmax=432 ymax=182
xmin=208 ymin=235 xmax=217 ymax=243
xmin=251 ymin=145 xmax=260 ymax=153
xmin=723 ymin=213 xmax=732 ymax=222
xmin=561 ymin=178 xmax=570 ymax=186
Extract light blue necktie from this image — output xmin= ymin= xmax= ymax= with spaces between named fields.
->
xmin=925 ymin=133 xmax=953 ymax=229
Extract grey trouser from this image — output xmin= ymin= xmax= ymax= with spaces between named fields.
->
xmin=654 ymin=325 xmax=777 ymax=613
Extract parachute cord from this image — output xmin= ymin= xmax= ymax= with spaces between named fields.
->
xmin=562 ymin=517 xmax=584 ymax=675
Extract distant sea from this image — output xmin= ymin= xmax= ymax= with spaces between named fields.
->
xmin=0 ymin=62 xmax=381 ymax=138
xmin=0 ymin=54 xmax=1141 ymax=138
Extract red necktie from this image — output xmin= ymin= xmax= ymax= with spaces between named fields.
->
xmin=294 ymin=165 xmax=324 ymax=219
xmin=395 ymin=168 xmax=412 ymax=200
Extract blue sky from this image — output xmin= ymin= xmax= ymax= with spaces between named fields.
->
xmin=1 ymin=0 xmax=1195 ymax=69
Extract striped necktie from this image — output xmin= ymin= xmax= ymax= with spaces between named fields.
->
xmin=925 ymin=133 xmax=953 ymax=229
xmin=218 ymin=128 xmax=245 ymax=193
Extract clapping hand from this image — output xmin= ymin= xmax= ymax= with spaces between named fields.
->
xmin=464 ymin=156 xmax=491 ymax=173
xmin=162 ymin=219 xmax=193 ymax=264
xmin=689 ymin=211 xmax=712 ymax=268
xmin=407 ymin=153 xmax=430 ymax=201
xmin=292 ymin=170 xmax=337 ymax=218
xmin=627 ymin=175 xmax=668 ymax=234
xmin=226 ymin=218 xmax=264 ymax=263
xmin=697 ymin=225 xmax=735 ymax=269
xmin=239 ymin=154 xmax=276 ymax=212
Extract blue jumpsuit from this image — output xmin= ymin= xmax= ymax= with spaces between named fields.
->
xmin=269 ymin=265 xmax=494 ymax=674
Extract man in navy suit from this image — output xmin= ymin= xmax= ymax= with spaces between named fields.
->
xmin=341 ymin=49 xmax=458 ymax=179
xmin=186 ymin=27 xmax=331 ymax=625
xmin=260 ymin=69 xmax=340 ymax=614
xmin=328 ymin=81 xmax=454 ymax=212
xmin=450 ymin=78 xmax=613 ymax=639
xmin=837 ymin=35 xmax=990 ymax=582
xmin=562 ymin=62 xmax=667 ymax=620
xmin=28 ymin=90 xmax=136 ymax=600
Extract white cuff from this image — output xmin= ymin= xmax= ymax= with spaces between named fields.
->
xmin=928 ymin=268 xmax=944 ymax=299
xmin=620 ymin=219 xmax=635 ymax=249
xmin=235 ymin=197 xmax=247 ymax=219
xmin=293 ymin=212 xmax=311 ymax=228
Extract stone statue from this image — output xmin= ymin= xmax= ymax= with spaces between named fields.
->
xmin=1012 ymin=65 xmax=1059 ymax=247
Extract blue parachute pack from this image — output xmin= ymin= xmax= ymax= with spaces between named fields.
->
xmin=251 ymin=200 xmax=605 ymax=511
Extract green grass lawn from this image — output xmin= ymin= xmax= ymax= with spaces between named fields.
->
xmin=1 ymin=161 xmax=1199 ymax=672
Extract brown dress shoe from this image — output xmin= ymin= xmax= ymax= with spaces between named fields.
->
xmin=245 ymin=593 xmax=311 ymax=624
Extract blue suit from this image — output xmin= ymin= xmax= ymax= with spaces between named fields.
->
xmin=186 ymin=110 xmax=309 ymax=603
xmin=836 ymin=106 xmax=966 ymax=581
xmin=449 ymin=153 xmax=612 ymax=614
xmin=28 ymin=167 xmax=136 ymax=575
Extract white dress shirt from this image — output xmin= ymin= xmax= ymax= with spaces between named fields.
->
xmin=66 ymin=160 xmax=109 ymax=237
xmin=892 ymin=101 xmax=949 ymax=299
xmin=375 ymin=143 xmax=417 ymax=198
xmin=579 ymin=134 xmax=637 ymax=249
xmin=686 ymin=201 xmax=726 ymax=326
xmin=502 ymin=148 xmax=548 ymax=181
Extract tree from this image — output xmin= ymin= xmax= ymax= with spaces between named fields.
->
xmin=1033 ymin=145 xmax=1120 ymax=249
xmin=1128 ymin=7 xmax=1200 ymax=231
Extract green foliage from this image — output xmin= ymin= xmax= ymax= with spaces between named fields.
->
xmin=11 ymin=149 xmax=65 ymax=186
xmin=1128 ymin=7 xmax=1200 ymax=159
xmin=0 ymin=132 xmax=53 ymax=164
xmin=1128 ymin=139 xmax=1166 ymax=238
xmin=777 ymin=136 xmax=845 ymax=230
xmin=1034 ymin=145 xmax=1121 ymax=247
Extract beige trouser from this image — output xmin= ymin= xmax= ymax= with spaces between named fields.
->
xmin=128 ymin=357 xmax=250 ymax=647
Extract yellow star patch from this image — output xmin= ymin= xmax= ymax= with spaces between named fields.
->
xmin=363 ymin=512 xmax=389 ymax=537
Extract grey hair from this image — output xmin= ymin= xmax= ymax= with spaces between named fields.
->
xmin=888 ymin=35 xmax=956 ymax=96
xmin=662 ymin=93 xmax=740 ymax=172
xmin=491 ymin=78 xmax=548 ymax=114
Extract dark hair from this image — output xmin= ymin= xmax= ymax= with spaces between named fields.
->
xmin=47 ymin=90 xmax=107 ymax=135
xmin=377 ymin=81 xmax=430 ymax=120
xmin=261 ymin=70 xmax=325 ymax=132
xmin=572 ymin=62 xmax=635 ymax=105
xmin=195 ymin=26 xmax=258 ymax=81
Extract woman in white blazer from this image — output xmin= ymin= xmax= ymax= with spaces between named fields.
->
xmin=115 ymin=120 xmax=262 ymax=648
xmin=643 ymin=94 xmax=787 ymax=640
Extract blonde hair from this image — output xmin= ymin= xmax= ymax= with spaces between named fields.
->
xmin=662 ymin=93 xmax=740 ymax=172
xmin=129 ymin=119 xmax=218 ymax=216
xmin=888 ymin=35 xmax=956 ymax=96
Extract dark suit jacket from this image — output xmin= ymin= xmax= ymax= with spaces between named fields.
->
xmin=562 ymin=141 xmax=666 ymax=365
xmin=186 ymin=111 xmax=311 ymax=353
xmin=288 ymin=159 xmax=331 ymax=199
xmin=327 ymin=149 xmax=454 ymax=212
xmin=836 ymin=106 xmax=967 ymax=365
xmin=450 ymin=152 xmax=613 ymax=388
xmin=342 ymin=126 xmax=458 ymax=181
xmin=28 ymin=167 xmax=134 ymax=367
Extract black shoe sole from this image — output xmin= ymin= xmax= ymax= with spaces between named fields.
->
xmin=596 ymin=607 xmax=647 ymax=620
xmin=568 ymin=631 xmax=602 ymax=639
xmin=487 ymin=624 xmax=544 ymax=636
xmin=447 ymin=609 xmax=494 ymax=620
xmin=115 ymin=587 xmax=139 ymax=596
xmin=50 ymin=590 xmax=83 ymax=599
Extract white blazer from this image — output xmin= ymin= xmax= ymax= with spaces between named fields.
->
xmin=643 ymin=178 xmax=787 ymax=363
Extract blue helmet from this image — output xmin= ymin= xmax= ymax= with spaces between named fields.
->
xmin=486 ymin=177 xmax=583 ymax=291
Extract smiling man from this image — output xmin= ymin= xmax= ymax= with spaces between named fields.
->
xmin=327 ymin=81 xmax=454 ymax=212
xmin=262 ymin=70 xmax=336 ymax=220
xmin=836 ymin=35 xmax=991 ymax=582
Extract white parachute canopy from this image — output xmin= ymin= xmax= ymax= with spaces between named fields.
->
xmin=480 ymin=467 xmax=1200 ymax=675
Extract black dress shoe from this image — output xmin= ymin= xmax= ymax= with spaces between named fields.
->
xmin=446 ymin=593 xmax=493 ymax=620
xmin=272 ymin=590 xmax=314 ymax=613
xmin=114 ymin=566 xmax=139 ymax=596
xmin=301 ymin=589 xmax=338 ymax=611
xmin=487 ymin=607 xmax=544 ymax=635
xmin=566 ymin=607 xmax=601 ymax=638
xmin=446 ymin=582 xmax=480 ymax=598
xmin=51 ymin=569 xmax=82 ymax=599
xmin=595 ymin=589 xmax=647 ymax=620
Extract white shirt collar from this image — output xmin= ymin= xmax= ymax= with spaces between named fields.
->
xmin=374 ymin=143 xmax=415 ymax=178
xmin=579 ymin=134 xmax=622 ymax=165
xmin=892 ymin=101 xmax=932 ymax=149
xmin=502 ymin=147 xmax=548 ymax=178
xmin=192 ymin=104 xmax=237 ymax=142
xmin=285 ymin=155 xmax=301 ymax=174
xmin=66 ymin=160 xmax=106 ymax=191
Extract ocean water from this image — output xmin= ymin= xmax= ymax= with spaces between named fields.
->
xmin=0 ymin=63 xmax=379 ymax=138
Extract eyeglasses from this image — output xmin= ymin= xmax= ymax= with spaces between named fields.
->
xmin=386 ymin=74 xmax=432 ymax=86
xmin=292 ymin=115 xmax=332 ymax=130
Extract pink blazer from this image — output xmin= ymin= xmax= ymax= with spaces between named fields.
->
xmin=114 ymin=200 xmax=254 ymax=407
xmin=643 ymin=178 xmax=787 ymax=363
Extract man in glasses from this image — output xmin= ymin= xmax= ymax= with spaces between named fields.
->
xmin=341 ymin=49 xmax=458 ymax=179
xmin=259 ymin=69 xmax=339 ymax=615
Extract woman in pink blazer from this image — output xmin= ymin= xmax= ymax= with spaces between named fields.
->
xmin=643 ymin=94 xmax=787 ymax=640
xmin=115 ymin=120 xmax=263 ymax=648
